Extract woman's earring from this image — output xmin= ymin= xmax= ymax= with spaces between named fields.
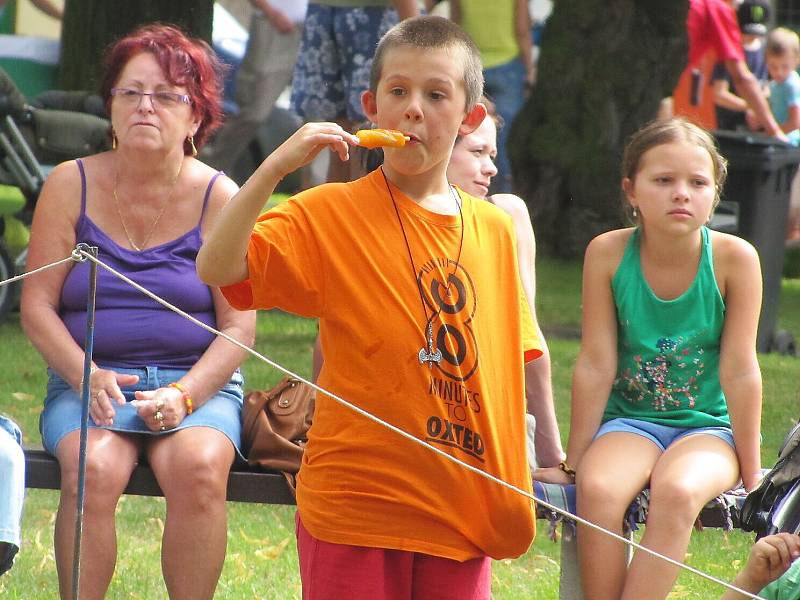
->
xmin=111 ymin=129 xmax=117 ymax=150
xmin=187 ymin=135 xmax=197 ymax=157
xmin=632 ymin=206 xmax=638 ymax=218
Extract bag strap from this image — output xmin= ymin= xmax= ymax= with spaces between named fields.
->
xmin=267 ymin=376 xmax=303 ymax=401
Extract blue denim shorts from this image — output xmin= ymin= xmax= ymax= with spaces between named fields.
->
xmin=595 ymin=417 xmax=735 ymax=451
xmin=39 ymin=366 xmax=245 ymax=460
xmin=290 ymin=4 xmax=399 ymax=122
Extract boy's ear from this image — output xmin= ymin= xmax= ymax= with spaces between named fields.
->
xmin=458 ymin=102 xmax=488 ymax=137
xmin=361 ymin=90 xmax=379 ymax=125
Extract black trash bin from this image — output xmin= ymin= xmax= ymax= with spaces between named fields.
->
xmin=713 ymin=130 xmax=800 ymax=354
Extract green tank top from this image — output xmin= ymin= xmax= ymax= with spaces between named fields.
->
xmin=458 ymin=0 xmax=518 ymax=69
xmin=603 ymin=227 xmax=729 ymax=429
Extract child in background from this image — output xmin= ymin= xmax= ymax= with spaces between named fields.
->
xmin=761 ymin=27 xmax=800 ymax=144
xmin=762 ymin=26 xmax=800 ymax=242
xmin=711 ymin=0 xmax=769 ymax=131
xmin=722 ymin=532 xmax=800 ymax=599
xmin=535 ymin=118 xmax=763 ymax=600
xmin=198 ymin=15 xmax=542 ymax=598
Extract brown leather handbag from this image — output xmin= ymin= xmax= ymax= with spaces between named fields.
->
xmin=241 ymin=376 xmax=315 ymax=484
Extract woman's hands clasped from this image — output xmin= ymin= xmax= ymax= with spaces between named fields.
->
xmin=133 ymin=386 xmax=188 ymax=432
xmin=83 ymin=368 xmax=188 ymax=431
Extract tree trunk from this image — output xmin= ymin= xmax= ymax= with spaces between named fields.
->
xmin=58 ymin=0 xmax=214 ymax=91
xmin=509 ymin=0 xmax=689 ymax=258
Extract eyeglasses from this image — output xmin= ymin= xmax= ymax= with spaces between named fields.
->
xmin=110 ymin=88 xmax=191 ymax=108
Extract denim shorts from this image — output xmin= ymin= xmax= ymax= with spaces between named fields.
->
xmin=595 ymin=417 xmax=735 ymax=451
xmin=290 ymin=4 xmax=399 ymax=122
xmin=39 ymin=366 xmax=245 ymax=460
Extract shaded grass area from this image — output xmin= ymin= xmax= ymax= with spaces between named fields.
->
xmin=1 ymin=257 xmax=800 ymax=597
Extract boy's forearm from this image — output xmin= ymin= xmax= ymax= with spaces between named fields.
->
xmin=733 ymin=67 xmax=783 ymax=136
xmin=197 ymin=160 xmax=284 ymax=287
xmin=781 ymin=106 xmax=800 ymax=134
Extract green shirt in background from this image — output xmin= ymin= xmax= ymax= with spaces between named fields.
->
xmin=603 ymin=227 xmax=730 ymax=429
xmin=759 ymin=557 xmax=800 ymax=599
xmin=457 ymin=0 xmax=518 ymax=69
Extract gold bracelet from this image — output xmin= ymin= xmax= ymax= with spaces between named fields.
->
xmin=168 ymin=382 xmax=193 ymax=415
xmin=558 ymin=461 xmax=576 ymax=482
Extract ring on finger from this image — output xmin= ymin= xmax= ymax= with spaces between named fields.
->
xmin=159 ymin=424 xmax=167 ymax=432
xmin=155 ymin=398 xmax=165 ymax=411
xmin=155 ymin=411 xmax=164 ymax=422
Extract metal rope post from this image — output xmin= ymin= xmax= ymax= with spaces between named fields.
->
xmin=71 ymin=243 xmax=98 ymax=600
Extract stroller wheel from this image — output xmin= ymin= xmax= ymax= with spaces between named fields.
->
xmin=0 ymin=241 xmax=16 ymax=322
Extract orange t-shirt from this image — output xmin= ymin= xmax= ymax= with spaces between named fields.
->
xmin=222 ymin=169 xmax=542 ymax=561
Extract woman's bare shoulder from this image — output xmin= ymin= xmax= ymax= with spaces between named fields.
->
xmin=489 ymin=193 xmax=529 ymax=221
xmin=192 ymin=159 xmax=239 ymax=220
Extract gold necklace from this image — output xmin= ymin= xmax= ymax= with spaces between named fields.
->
xmin=112 ymin=162 xmax=182 ymax=252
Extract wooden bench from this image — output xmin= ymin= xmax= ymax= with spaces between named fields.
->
xmin=23 ymin=447 xmax=296 ymax=505
xmin=22 ymin=447 xmax=747 ymax=600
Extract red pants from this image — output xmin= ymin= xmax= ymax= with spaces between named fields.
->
xmin=296 ymin=513 xmax=491 ymax=600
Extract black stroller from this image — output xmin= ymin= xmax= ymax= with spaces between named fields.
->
xmin=741 ymin=422 xmax=800 ymax=538
xmin=0 ymin=67 xmax=110 ymax=320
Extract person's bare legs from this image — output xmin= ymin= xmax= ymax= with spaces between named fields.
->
xmin=621 ymin=434 xmax=739 ymax=600
xmin=54 ymin=430 xmax=140 ymax=600
xmin=148 ymin=427 xmax=235 ymax=600
xmin=576 ymin=433 xmax=661 ymax=600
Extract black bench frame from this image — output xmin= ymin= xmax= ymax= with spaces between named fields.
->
xmin=23 ymin=447 xmax=296 ymax=505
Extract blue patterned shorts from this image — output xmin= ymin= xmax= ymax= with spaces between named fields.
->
xmin=596 ymin=417 xmax=735 ymax=451
xmin=290 ymin=3 xmax=399 ymax=123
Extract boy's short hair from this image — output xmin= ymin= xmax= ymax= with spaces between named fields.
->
xmin=369 ymin=15 xmax=484 ymax=111
xmin=766 ymin=27 xmax=800 ymax=58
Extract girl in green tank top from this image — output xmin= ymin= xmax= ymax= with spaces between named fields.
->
xmin=534 ymin=118 xmax=763 ymax=599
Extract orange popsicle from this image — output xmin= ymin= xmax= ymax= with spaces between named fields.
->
xmin=355 ymin=129 xmax=410 ymax=149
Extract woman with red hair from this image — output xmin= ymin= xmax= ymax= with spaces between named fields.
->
xmin=21 ymin=24 xmax=255 ymax=599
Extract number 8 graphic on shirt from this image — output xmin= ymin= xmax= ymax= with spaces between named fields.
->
xmin=419 ymin=262 xmax=478 ymax=382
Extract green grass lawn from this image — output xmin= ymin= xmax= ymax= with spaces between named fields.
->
xmin=1 ymin=258 xmax=799 ymax=598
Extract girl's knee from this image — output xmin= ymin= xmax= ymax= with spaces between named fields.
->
xmin=576 ymin=476 xmax=636 ymax=520
xmin=647 ymin=481 xmax=709 ymax=524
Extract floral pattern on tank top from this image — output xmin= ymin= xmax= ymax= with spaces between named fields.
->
xmin=614 ymin=332 xmax=710 ymax=412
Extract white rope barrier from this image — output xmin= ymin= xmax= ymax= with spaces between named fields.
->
xmin=4 ymin=248 xmax=764 ymax=599
xmin=0 ymin=255 xmax=75 ymax=288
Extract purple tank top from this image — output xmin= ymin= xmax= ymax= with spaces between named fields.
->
xmin=60 ymin=159 xmax=220 ymax=369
